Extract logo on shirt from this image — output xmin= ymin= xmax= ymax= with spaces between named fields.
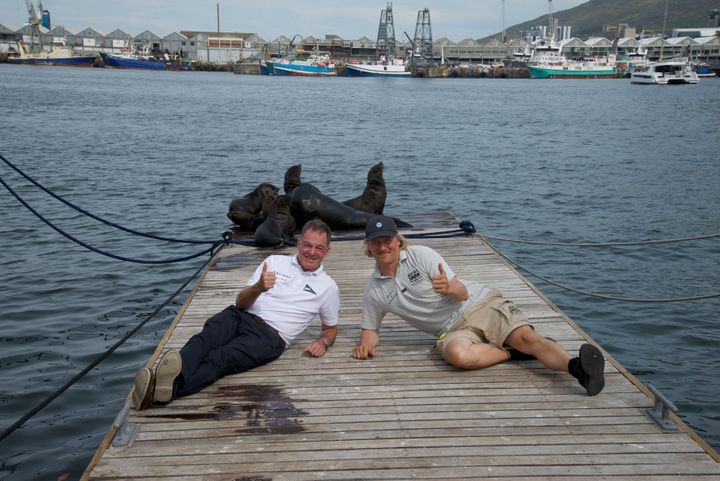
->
xmin=303 ymin=284 xmax=317 ymax=295
xmin=407 ymin=269 xmax=422 ymax=286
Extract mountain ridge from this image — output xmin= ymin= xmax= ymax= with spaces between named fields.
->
xmin=483 ymin=0 xmax=719 ymax=41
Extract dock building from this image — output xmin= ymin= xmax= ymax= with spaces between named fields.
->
xmin=1 ymin=21 xmax=719 ymax=67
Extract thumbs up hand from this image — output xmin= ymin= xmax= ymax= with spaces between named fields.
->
xmin=257 ymin=262 xmax=276 ymax=292
xmin=432 ymin=262 xmax=450 ymax=295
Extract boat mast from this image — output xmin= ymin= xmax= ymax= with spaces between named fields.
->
xmin=547 ymin=0 xmax=555 ymax=42
xmin=660 ymin=0 xmax=669 ymax=60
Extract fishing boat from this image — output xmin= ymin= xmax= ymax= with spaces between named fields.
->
xmin=8 ymin=2 xmax=96 ymax=67
xmin=527 ymin=41 xmax=616 ymax=79
xmin=270 ymin=53 xmax=337 ymax=77
xmin=100 ymin=51 xmax=166 ymax=70
xmin=630 ymin=58 xmax=699 ymax=84
xmin=527 ymin=1 xmax=615 ymax=79
xmin=9 ymin=40 xmax=97 ymax=67
xmin=692 ymin=62 xmax=715 ymax=77
xmin=346 ymin=57 xmax=410 ymax=77
xmin=346 ymin=4 xmax=409 ymax=78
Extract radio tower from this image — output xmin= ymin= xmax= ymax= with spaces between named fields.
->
xmin=412 ymin=8 xmax=433 ymax=66
xmin=376 ymin=2 xmax=396 ymax=59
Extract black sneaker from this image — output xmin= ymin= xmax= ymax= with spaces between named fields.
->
xmin=576 ymin=343 xmax=605 ymax=396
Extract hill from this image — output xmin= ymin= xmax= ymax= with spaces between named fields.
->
xmin=484 ymin=0 xmax=719 ymax=41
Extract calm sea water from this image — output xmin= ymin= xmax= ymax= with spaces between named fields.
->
xmin=0 ymin=64 xmax=718 ymax=480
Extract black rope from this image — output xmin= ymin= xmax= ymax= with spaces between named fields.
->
xmin=1 ymin=173 xmax=224 ymax=264
xmin=479 ymin=231 xmax=720 ymax=247
xmin=0 ymin=244 xmax=224 ymax=443
xmin=0 ymin=153 xmax=215 ymax=245
xmin=484 ymin=239 xmax=720 ymax=303
xmin=329 ymin=221 xmax=476 ymax=242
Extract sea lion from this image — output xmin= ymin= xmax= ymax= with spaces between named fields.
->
xmin=283 ymin=164 xmax=411 ymax=230
xmin=227 ymin=183 xmax=279 ymax=230
xmin=254 ymin=195 xmax=297 ymax=247
xmin=342 ymin=162 xmax=386 ymax=214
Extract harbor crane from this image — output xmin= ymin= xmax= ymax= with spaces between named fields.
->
xmin=405 ymin=8 xmax=434 ymax=67
xmin=23 ymin=0 xmax=44 ymax=52
xmin=376 ymin=2 xmax=397 ymax=59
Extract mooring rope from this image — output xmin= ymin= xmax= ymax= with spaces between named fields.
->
xmin=484 ymin=239 xmax=720 ymax=302
xmin=479 ymin=231 xmax=720 ymax=247
xmin=0 ymin=244 xmax=224 ymax=444
xmin=0 ymin=174 xmax=227 ymax=264
xmin=0 ymin=153 xmax=216 ymax=245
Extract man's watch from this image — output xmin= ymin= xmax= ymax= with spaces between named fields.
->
xmin=321 ymin=337 xmax=332 ymax=349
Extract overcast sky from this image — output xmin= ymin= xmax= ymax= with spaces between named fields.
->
xmin=1 ymin=0 xmax=589 ymax=40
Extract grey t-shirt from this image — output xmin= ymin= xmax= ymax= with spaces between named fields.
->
xmin=361 ymin=245 xmax=490 ymax=336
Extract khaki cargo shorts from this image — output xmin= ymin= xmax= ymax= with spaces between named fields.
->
xmin=435 ymin=289 xmax=531 ymax=359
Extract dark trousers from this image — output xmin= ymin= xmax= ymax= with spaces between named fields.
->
xmin=174 ymin=305 xmax=285 ymax=398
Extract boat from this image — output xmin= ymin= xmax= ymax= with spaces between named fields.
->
xmin=8 ymin=2 xmax=96 ymax=67
xmin=527 ymin=1 xmax=616 ymax=79
xmin=9 ymin=40 xmax=97 ymax=67
xmin=616 ymin=47 xmax=649 ymax=76
xmin=346 ymin=4 xmax=410 ymax=78
xmin=270 ymin=53 xmax=337 ymax=77
xmin=527 ymin=41 xmax=617 ymax=79
xmin=630 ymin=0 xmax=699 ymax=85
xmin=346 ymin=56 xmax=410 ymax=77
xmin=259 ymin=59 xmax=272 ymax=75
xmin=100 ymin=51 xmax=166 ymax=70
xmin=692 ymin=62 xmax=715 ymax=77
xmin=630 ymin=58 xmax=699 ymax=84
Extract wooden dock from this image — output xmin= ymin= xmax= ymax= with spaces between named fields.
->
xmin=83 ymin=212 xmax=720 ymax=480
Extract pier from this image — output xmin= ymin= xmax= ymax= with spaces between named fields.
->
xmin=82 ymin=212 xmax=720 ymax=480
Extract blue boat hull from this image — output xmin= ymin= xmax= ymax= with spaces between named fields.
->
xmin=9 ymin=55 xmax=96 ymax=67
xmin=100 ymin=53 xmax=166 ymax=70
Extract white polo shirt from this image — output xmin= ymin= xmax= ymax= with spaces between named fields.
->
xmin=361 ymin=245 xmax=490 ymax=336
xmin=246 ymin=254 xmax=340 ymax=346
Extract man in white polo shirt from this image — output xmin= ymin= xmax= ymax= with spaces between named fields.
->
xmin=133 ymin=219 xmax=340 ymax=409
xmin=352 ymin=215 xmax=605 ymax=396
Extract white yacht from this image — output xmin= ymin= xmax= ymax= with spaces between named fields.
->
xmin=630 ymin=58 xmax=700 ymax=84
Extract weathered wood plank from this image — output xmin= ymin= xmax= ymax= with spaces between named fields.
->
xmin=82 ymin=212 xmax=720 ymax=480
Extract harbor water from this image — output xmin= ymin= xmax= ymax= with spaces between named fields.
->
xmin=0 ymin=65 xmax=718 ymax=480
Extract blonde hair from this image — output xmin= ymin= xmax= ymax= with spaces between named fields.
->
xmin=364 ymin=234 xmax=409 ymax=257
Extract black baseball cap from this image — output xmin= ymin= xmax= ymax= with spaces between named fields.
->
xmin=365 ymin=215 xmax=398 ymax=241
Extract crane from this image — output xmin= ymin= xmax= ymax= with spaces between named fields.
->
xmin=23 ymin=0 xmax=43 ymax=52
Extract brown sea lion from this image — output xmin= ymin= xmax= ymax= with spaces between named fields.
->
xmin=254 ymin=195 xmax=297 ymax=247
xmin=283 ymin=164 xmax=411 ymax=230
xmin=227 ymin=183 xmax=279 ymax=230
xmin=342 ymin=162 xmax=386 ymax=214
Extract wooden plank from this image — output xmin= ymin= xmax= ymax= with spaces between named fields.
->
xmin=82 ymin=212 xmax=720 ymax=480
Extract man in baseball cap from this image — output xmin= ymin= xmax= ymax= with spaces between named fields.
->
xmin=353 ymin=214 xmax=605 ymax=397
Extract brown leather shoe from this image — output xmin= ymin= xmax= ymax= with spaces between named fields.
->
xmin=132 ymin=367 xmax=155 ymax=410
xmin=154 ymin=350 xmax=181 ymax=403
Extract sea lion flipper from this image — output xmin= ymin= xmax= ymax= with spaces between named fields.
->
xmin=342 ymin=162 xmax=386 ymax=214
xmin=393 ymin=217 xmax=413 ymax=228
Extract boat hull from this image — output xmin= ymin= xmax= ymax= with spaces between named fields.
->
xmin=8 ymin=53 xmax=96 ymax=67
xmin=272 ymin=63 xmax=336 ymax=77
xmin=528 ymin=65 xmax=616 ymax=79
xmin=346 ymin=64 xmax=410 ymax=77
xmin=630 ymin=60 xmax=700 ymax=85
xmin=100 ymin=52 xmax=166 ymax=70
